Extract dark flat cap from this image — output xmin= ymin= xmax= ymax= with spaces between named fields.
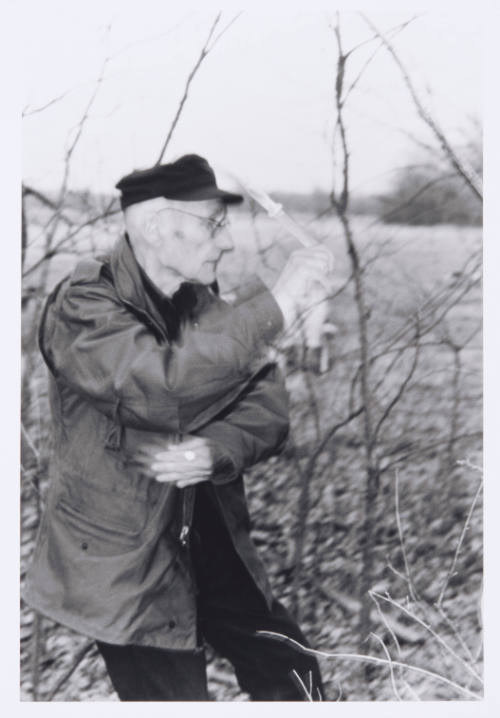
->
xmin=115 ymin=154 xmax=243 ymax=210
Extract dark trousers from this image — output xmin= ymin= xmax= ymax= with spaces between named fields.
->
xmin=96 ymin=484 xmax=323 ymax=701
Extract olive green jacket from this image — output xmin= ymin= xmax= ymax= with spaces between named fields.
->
xmin=23 ymin=235 xmax=289 ymax=650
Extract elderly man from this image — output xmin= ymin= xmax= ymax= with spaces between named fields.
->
xmin=24 ymin=155 xmax=333 ymax=701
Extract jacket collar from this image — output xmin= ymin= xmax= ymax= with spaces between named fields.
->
xmin=108 ymin=234 xmax=218 ymax=341
xmin=109 ymin=234 xmax=168 ymax=335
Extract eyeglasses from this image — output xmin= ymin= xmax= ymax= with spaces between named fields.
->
xmin=158 ymin=207 xmax=229 ymax=235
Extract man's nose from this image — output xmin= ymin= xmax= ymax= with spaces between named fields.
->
xmin=215 ymin=233 xmax=234 ymax=251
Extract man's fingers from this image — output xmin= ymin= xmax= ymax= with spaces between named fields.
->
xmin=290 ymin=246 xmax=334 ymax=271
xmin=149 ymin=457 xmax=213 ymax=473
xmin=152 ymin=463 xmax=212 ymax=474
xmin=153 ymin=449 xmax=210 ymax=460
xmin=134 ymin=435 xmax=213 ymax=484
xmin=134 ymin=436 xmax=207 ymax=460
xmin=155 ymin=471 xmax=210 ymax=483
xmin=150 ymin=457 xmax=212 ymax=473
xmin=152 ymin=447 xmax=211 ymax=462
xmin=306 ymin=274 xmax=332 ymax=295
xmin=176 ymin=477 xmax=210 ymax=488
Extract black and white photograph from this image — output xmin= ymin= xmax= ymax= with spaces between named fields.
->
xmin=14 ymin=0 xmax=489 ymax=706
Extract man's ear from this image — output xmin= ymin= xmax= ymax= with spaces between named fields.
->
xmin=143 ymin=211 xmax=160 ymax=245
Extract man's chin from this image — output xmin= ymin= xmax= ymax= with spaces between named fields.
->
xmin=199 ymin=264 xmax=217 ymax=284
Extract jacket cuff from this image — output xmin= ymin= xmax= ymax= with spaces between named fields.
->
xmin=234 ymin=276 xmax=284 ymax=345
xmin=206 ymin=438 xmax=241 ymax=485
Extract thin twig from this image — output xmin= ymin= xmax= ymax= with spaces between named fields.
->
xmin=208 ymin=11 xmax=243 ymax=49
xmin=22 ymin=185 xmax=73 ymax=226
xmin=456 ymin=458 xmax=483 ymax=474
xmin=290 ymin=669 xmax=314 ymax=701
xmin=370 ymin=632 xmax=402 ymax=700
xmin=343 ymin=17 xmax=418 ymax=103
xmin=256 ymin=630 xmax=481 ymax=700
xmin=369 ymin=591 xmax=483 ymax=685
xmin=434 ymin=604 xmax=476 ymax=666
xmin=437 ymin=475 xmax=484 ymax=607
xmin=23 ymin=89 xmax=72 ymax=117
xmin=371 ymin=591 xmax=421 ymax=699
xmin=58 ymin=48 xmax=110 ymax=208
xmin=330 ymin=14 xmax=383 ymax=647
xmin=394 ymin=469 xmax=419 ymax=600
xmin=371 ymin=591 xmax=401 ymax=657
xmin=372 ymin=321 xmax=421 ymax=444
xmin=380 ymin=431 xmax=483 ymax=475
xmin=155 ymin=13 xmax=240 ymax=164
xmin=22 ymin=200 xmax=120 ymax=278
xmin=360 ymin=14 xmax=482 ymax=202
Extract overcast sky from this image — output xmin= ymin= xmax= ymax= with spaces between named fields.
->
xmin=22 ymin=0 xmax=481 ymax=197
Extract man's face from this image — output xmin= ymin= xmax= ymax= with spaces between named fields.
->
xmin=154 ymin=199 xmax=234 ymax=285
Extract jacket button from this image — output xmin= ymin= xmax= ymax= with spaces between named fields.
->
xmin=81 ymin=542 xmax=88 ymax=551
xmin=168 ymin=620 xmax=176 ymax=629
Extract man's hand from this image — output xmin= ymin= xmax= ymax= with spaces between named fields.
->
xmin=271 ymin=245 xmax=334 ymax=332
xmin=136 ymin=436 xmax=214 ymax=488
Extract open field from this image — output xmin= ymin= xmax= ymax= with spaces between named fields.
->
xmin=20 ymin=210 xmax=482 ymax=700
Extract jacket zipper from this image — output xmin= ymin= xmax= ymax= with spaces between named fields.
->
xmin=179 ymin=485 xmax=196 ymax=547
xmin=179 ymin=485 xmax=199 ymax=602
xmin=120 ymin=298 xmax=192 ymax=545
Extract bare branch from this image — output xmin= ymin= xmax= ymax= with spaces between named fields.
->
xmin=22 ymin=199 xmax=120 ymax=278
xmin=58 ymin=54 xmax=110 ymax=207
xmin=394 ymin=469 xmax=419 ymax=601
xmin=22 ymin=89 xmax=72 ymax=118
xmin=290 ymin=669 xmax=314 ymax=701
xmin=367 ymin=249 xmax=481 ymax=360
xmin=372 ymin=322 xmax=421 ymax=444
xmin=370 ymin=631 xmax=402 ymax=700
xmin=155 ymin=12 xmax=241 ymax=164
xmin=360 ymin=14 xmax=483 ymax=202
xmin=369 ymin=591 xmax=483 ymax=685
xmin=256 ymin=631 xmax=482 ymax=699
xmin=434 ymin=604 xmax=477 ymax=666
xmin=329 ymin=15 xmax=383 ymax=647
xmin=343 ymin=17 xmax=418 ymax=103
xmin=379 ymin=431 xmax=483 ymax=474
xmin=437 ymin=475 xmax=483 ymax=608
xmin=207 ymin=11 xmax=243 ymax=50
xmin=343 ymin=15 xmax=419 ymax=59
xmin=22 ymin=185 xmax=74 ymax=227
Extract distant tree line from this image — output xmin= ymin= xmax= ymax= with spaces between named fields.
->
xmin=375 ymin=166 xmax=482 ymax=226
xmin=272 ymin=165 xmax=482 ymax=226
xmin=34 ymin=172 xmax=480 ymax=229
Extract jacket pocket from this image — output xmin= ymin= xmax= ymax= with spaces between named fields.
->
xmin=55 ymin=497 xmax=142 ymax=556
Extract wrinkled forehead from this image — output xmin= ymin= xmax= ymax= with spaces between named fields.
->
xmin=123 ymin=197 xmax=227 ymax=237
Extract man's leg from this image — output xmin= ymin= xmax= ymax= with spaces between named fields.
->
xmin=95 ymin=641 xmax=208 ymax=701
xmin=200 ymin=597 xmax=324 ymax=701
xmin=191 ymin=484 xmax=324 ymax=701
